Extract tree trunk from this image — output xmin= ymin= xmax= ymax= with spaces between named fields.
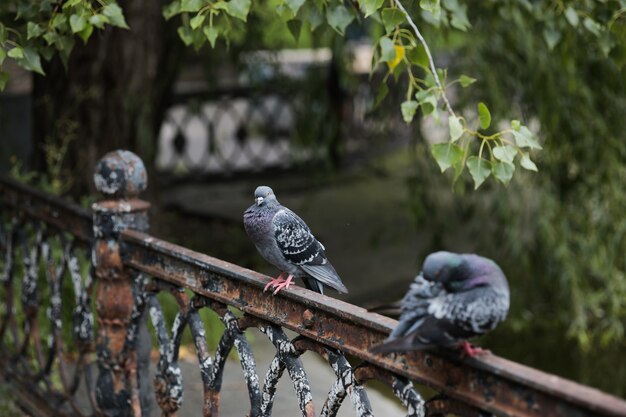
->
xmin=32 ymin=0 xmax=180 ymax=196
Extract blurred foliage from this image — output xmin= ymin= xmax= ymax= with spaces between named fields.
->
xmin=8 ymin=120 xmax=76 ymax=196
xmin=405 ymin=0 xmax=626 ymax=394
xmin=0 ymin=0 xmax=127 ymax=82
xmin=461 ymin=0 xmax=626 ymax=351
xmin=164 ymin=0 xmax=545 ymax=187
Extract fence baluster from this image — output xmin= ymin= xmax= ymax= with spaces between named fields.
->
xmin=92 ymin=150 xmax=150 ymax=417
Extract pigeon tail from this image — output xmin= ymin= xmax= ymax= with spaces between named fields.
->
xmin=300 ymin=264 xmax=348 ymax=294
xmin=303 ymin=277 xmax=325 ymax=294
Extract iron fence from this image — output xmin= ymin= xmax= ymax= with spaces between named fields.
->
xmin=1 ymin=150 xmax=626 ymax=417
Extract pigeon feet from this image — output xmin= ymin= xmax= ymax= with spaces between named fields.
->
xmin=264 ymin=273 xmax=294 ymax=295
xmin=459 ymin=341 xmax=490 ymax=357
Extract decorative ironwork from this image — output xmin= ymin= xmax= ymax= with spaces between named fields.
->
xmin=0 ymin=179 xmax=96 ymax=417
xmin=155 ymin=88 xmax=303 ymax=176
xmin=2 ymin=152 xmax=626 ymax=417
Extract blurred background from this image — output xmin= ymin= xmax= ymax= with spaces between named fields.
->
xmin=1 ymin=0 xmax=625 ymax=401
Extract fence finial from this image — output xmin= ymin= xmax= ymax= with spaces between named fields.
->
xmin=94 ymin=149 xmax=147 ymax=198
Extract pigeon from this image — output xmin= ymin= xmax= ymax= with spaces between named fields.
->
xmin=243 ymin=185 xmax=348 ymax=295
xmin=371 ymin=251 xmax=509 ymax=357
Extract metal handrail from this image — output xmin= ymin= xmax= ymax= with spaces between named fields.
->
xmin=120 ymin=229 xmax=626 ymax=417
xmin=0 ymin=177 xmax=92 ymax=243
xmin=3 ymin=161 xmax=626 ymax=417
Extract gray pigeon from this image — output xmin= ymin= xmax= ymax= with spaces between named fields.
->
xmin=371 ymin=251 xmax=509 ymax=356
xmin=243 ymin=185 xmax=348 ymax=295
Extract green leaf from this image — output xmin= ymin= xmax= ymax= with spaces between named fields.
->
xmin=27 ymin=22 xmax=44 ymax=40
xmin=58 ymin=35 xmax=75 ymax=67
xmin=583 ymin=17 xmax=602 ymax=37
xmin=287 ymin=19 xmax=302 ymax=41
xmin=226 ymin=0 xmax=251 ymax=21
xmin=17 ymin=4 xmax=37 ymax=20
xmin=285 ymin=0 xmax=305 ymax=14
xmin=203 ymin=26 xmax=219 ymax=48
xmin=448 ymin=116 xmax=463 ymax=141
xmin=445 ymin=0 xmax=470 ymax=31
xmin=492 ymin=145 xmax=517 ymax=163
xmin=415 ymin=90 xmax=437 ymax=116
xmin=63 ymin=0 xmax=82 ymax=8
xmin=8 ymin=47 xmax=24 ymax=59
xmin=51 ymin=14 xmax=68 ymax=29
xmin=381 ymin=8 xmax=405 ymax=34
xmin=520 ymin=153 xmax=538 ymax=171
xmin=190 ymin=14 xmax=206 ymax=29
xmin=39 ymin=0 xmax=54 ymax=12
xmin=102 ymin=3 xmax=129 ymax=29
xmin=511 ymin=119 xmax=520 ymax=131
xmin=360 ymin=0 xmax=384 ymax=18
xmin=0 ymin=71 xmax=9 ymax=90
xmin=0 ymin=48 xmax=6 ymax=66
xmin=379 ymin=37 xmax=395 ymax=62
xmin=89 ymin=14 xmax=109 ymax=29
xmin=163 ymin=2 xmax=182 ymax=19
xmin=70 ymin=14 xmax=87 ymax=33
xmin=406 ymin=44 xmax=428 ymax=68
xmin=477 ymin=102 xmax=491 ymax=130
xmin=401 ymin=100 xmax=418 ymax=123
xmin=432 ymin=143 xmax=463 ymax=173
xmin=79 ymin=24 xmax=94 ymax=43
xmin=326 ymin=4 xmax=354 ymax=35
xmin=298 ymin=2 xmax=323 ymax=31
xmin=180 ymin=0 xmax=204 ymax=12
xmin=40 ymin=46 xmax=55 ymax=61
xmin=374 ymin=84 xmax=388 ymax=107
xmin=512 ymin=126 xmax=542 ymax=149
xmin=492 ymin=161 xmax=515 ymax=184
xmin=467 ymin=156 xmax=491 ymax=189
xmin=459 ymin=74 xmax=476 ymax=87
xmin=420 ymin=0 xmax=440 ymax=14
xmin=564 ymin=7 xmax=579 ymax=27
xmin=20 ymin=47 xmax=44 ymax=75
xmin=178 ymin=26 xmax=194 ymax=46
xmin=543 ymin=27 xmax=561 ymax=50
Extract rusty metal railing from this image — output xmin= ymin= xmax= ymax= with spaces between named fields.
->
xmin=1 ymin=150 xmax=626 ymax=417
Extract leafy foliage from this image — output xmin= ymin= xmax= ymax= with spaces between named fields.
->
xmin=410 ymin=0 xmax=626 ymax=356
xmin=2 ymin=1 xmax=624 ymax=188
xmin=0 ymin=0 xmax=127 ymax=85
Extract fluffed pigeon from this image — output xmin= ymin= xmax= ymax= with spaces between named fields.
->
xmin=371 ymin=251 xmax=509 ymax=356
xmin=243 ymin=185 xmax=348 ymax=295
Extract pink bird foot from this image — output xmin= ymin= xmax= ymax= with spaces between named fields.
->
xmin=458 ymin=341 xmax=490 ymax=357
xmin=264 ymin=273 xmax=294 ymax=294
xmin=272 ymin=274 xmax=294 ymax=295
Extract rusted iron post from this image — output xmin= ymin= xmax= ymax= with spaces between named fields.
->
xmin=92 ymin=150 xmax=150 ymax=416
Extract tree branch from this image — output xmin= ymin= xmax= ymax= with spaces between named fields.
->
xmin=392 ymin=0 xmax=457 ymax=118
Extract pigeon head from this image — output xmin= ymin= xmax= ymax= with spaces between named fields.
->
xmin=423 ymin=251 xmax=508 ymax=292
xmin=254 ymin=185 xmax=279 ymax=207
xmin=422 ymin=251 xmax=464 ymax=283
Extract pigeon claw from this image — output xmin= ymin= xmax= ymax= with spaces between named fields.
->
xmin=264 ymin=273 xmax=295 ymax=294
xmin=272 ymin=275 xmax=294 ymax=295
xmin=459 ymin=341 xmax=490 ymax=358
xmin=264 ymin=272 xmax=287 ymax=292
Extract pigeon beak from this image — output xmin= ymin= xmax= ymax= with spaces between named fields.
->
xmin=256 ymin=197 xmax=264 ymax=206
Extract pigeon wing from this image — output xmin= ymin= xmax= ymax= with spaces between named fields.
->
xmin=273 ymin=209 xmax=347 ymax=293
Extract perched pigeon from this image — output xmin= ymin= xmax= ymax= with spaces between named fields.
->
xmin=243 ymin=185 xmax=348 ymax=295
xmin=371 ymin=251 xmax=509 ymax=356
